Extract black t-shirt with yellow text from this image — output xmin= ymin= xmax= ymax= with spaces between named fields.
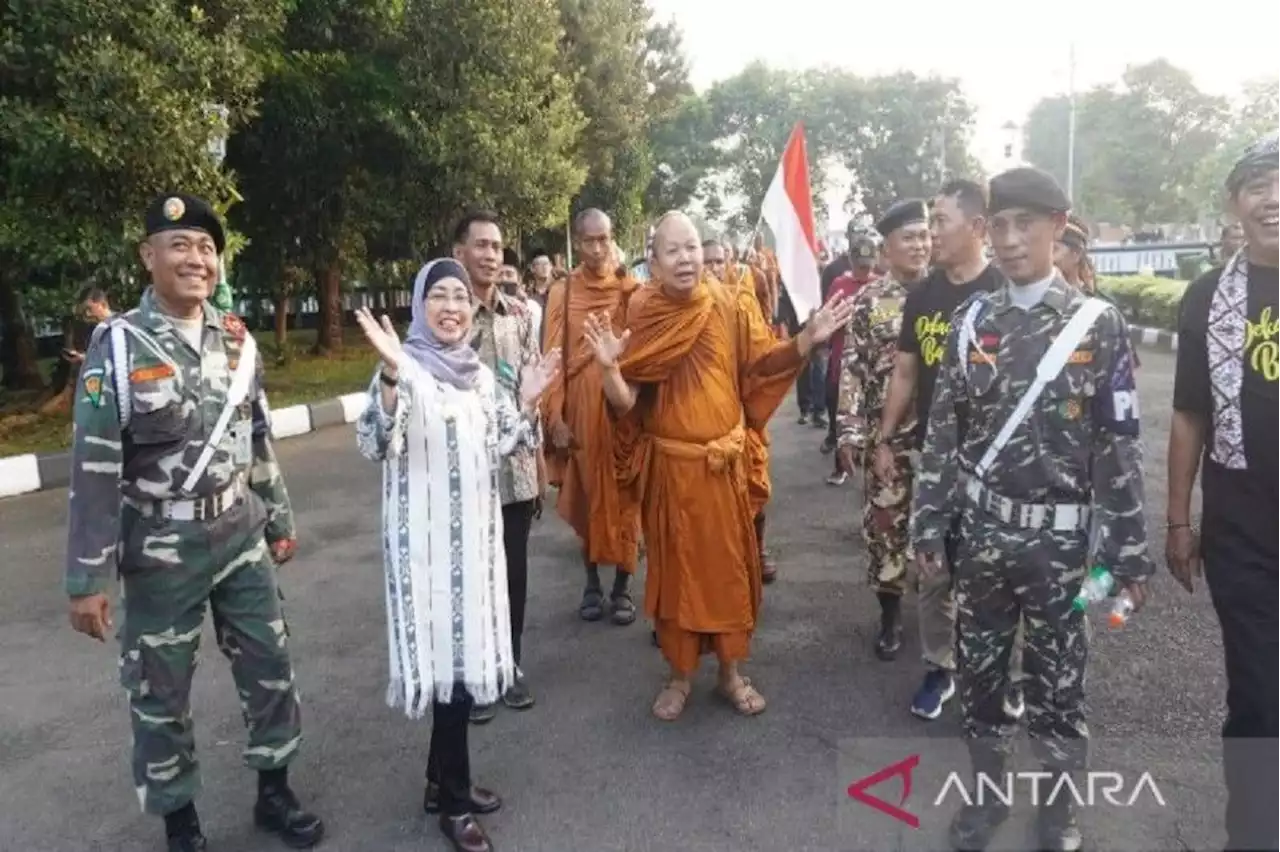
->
xmin=1174 ymin=263 xmax=1279 ymax=564
xmin=898 ymin=264 xmax=1006 ymax=446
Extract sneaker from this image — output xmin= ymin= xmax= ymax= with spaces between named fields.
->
xmin=797 ymin=412 xmax=810 ymax=425
xmin=911 ymin=669 xmax=956 ymax=720
xmin=1002 ymin=683 xmax=1025 ymax=722
xmin=826 ymin=471 xmax=848 ymax=486
xmin=810 ymin=415 xmax=827 ymax=429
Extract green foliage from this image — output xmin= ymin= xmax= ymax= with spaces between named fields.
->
xmin=1023 ymin=59 xmax=1231 ymax=226
xmin=1097 ymin=275 xmax=1188 ymax=330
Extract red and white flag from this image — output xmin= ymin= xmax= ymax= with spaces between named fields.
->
xmin=760 ymin=122 xmax=821 ymax=319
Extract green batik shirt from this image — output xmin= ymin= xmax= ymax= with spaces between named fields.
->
xmin=470 ymin=289 xmax=541 ymax=505
xmin=65 ymin=288 xmax=294 ymax=596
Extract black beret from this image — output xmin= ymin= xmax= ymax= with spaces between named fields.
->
xmin=988 ymin=168 xmax=1070 ymax=216
xmin=875 ymin=199 xmax=929 ymax=238
xmin=850 ymin=236 xmax=878 ymax=260
xmin=502 ymin=247 xmax=520 ymax=268
xmin=144 ymin=194 xmax=226 ymax=254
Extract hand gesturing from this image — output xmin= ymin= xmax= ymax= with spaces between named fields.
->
xmin=354 ymin=307 xmax=403 ymax=369
xmin=805 ymin=294 xmax=857 ymax=345
xmin=520 ymin=348 xmax=563 ymax=408
xmin=582 ymin=312 xmax=630 ymax=367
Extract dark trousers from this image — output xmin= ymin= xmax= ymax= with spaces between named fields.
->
xmin=502 ymin=500 xmax=536 ymax=667
xmin=427 ymin=688 xmax=474 ymax=816
xmin=1204 ymin=548 xmax=1279 ymax=852
xmin=796 ymin=361 xmax=813 ymax=415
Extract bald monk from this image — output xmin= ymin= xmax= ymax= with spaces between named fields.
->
xmin=751 ymin=234 xmax=782 ymax=328
xmin=703 ymin=239 xmax=780 ymax=583
xmin=583 ymin=212 xmax=853 ymax=720
xmin=541 ymin=209 xmax=641 ymax=624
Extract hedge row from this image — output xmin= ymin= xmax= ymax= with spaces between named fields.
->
xmin=1096 ymin=275 xmax=1188 ymax=331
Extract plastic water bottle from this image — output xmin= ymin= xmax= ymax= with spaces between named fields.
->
xmin=1073 ymin=565 xmax=1114 ymax=610
xmin=1108 ymin=591 xmax=1136 ymax=628
xmin=1074 ymin=566 xmax=1135 ymax=628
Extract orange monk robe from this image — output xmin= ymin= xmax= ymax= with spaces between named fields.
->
xmin=614 ymin=281 xmax=804 ymax=673
xmin=540 ymin=267 xmax=641 ymax=571
xmin=710 ymin=268 xmax=774 ymax=518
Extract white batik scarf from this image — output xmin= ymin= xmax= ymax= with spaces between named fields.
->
xmin=382 ymin=363 xmax=515 ymax=716
xmin=1206 ymin=249 xmax=1249 ymax=470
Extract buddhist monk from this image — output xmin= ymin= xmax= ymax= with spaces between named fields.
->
xmin=541 ymin=209 xmax=642 ymax=625
xmin=752 ymin=233 xmax=782 ymax=327
xmin=582 ymin=212 xmax=853 ymax=721
xmin=702 ymin=239 xmax=780 ymax=583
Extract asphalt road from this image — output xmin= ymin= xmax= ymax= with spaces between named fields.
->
xmin=0 ymin=349 xmax=1233 ymax=852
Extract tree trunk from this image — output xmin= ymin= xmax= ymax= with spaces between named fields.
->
xmin=0 ymin=270 xmax=47 ymax=391
xmin=312 ymin=262 xmax=343 ymax=355
xmin=274 ymin=293 xmax=290 ymax=362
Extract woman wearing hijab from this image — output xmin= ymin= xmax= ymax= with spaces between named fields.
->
xmin=354 ymin=259 xmax=561 ymax=852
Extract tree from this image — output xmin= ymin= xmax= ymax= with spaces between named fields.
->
xmin=1024 ymin=59 xmax=1228 ymax=226
xmin=557 ymin=0 xmax=654 ymax=236
xmin=839 ymin=73 xmax=982 ymax=219
xmin=1190 ymin=77 xmax=1279 ymax=220
xmin=0 ymin=0 xmax=287 ymax=388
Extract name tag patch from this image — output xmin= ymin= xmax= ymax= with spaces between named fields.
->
xmin=130 ymin=363 xmax=175 ymax=383
xmin=1067 ymin=348 xmax=1093 ymax=365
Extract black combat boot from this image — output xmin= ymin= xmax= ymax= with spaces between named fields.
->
xmin=948 ymin=747 xmax=1010 ymax=851
xmin=254 ymin=768 xmax=325 ymax=848
xmin=1036 ymin=772 xmax=1084 ymax=851
xmin=874 ymin=592 xmax=903 ymax=661
xmin=164 ymin=803 xmax=207 ymax=852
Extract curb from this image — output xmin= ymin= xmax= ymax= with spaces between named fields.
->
xmin=0 ymin=325 xmax=1179 ymax=500
xmin=0 ymin=391 xmax=368 ymax=500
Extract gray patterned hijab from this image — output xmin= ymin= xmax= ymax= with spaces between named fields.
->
xmin=402 ymin=259 xmax=481 ymax=390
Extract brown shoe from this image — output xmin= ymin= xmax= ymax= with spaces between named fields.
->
xmin=439 ymin=814 xmax=494 ymax=852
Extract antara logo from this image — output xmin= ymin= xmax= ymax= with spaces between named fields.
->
xmin=846 ymin=756 xmax=1167 ymax=829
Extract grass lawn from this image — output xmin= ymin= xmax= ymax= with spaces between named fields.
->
xmin=0 ymin=328 xmax=380 ymax=458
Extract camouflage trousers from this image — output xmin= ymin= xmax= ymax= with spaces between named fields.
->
xmin=952 ymin=507 xmax=1089 ymax=771
xmin=862 ymin=446 xmax=912 ymax=595
xmin=117 ymin=498 xmax=301 ymax=816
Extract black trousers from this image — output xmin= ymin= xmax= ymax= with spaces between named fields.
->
xmin=1204 ymin=548 xmax=1279 ymax=852
xmin=427 ymin=687 xmax=474 ymax=816
xmin=796 ymin=361 xmax=813 ymax=415
xmin=502 ymin=499 xmax=536 ymax=667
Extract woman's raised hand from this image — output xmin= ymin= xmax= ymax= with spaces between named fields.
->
xmin=355 ymin=307 xmax=403 ymax=369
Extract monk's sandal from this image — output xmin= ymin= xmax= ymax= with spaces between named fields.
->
xmin=609 ymin=591 xmax=636 ymax=626
xmin=579 ymin=587 xmax=605 ymax=622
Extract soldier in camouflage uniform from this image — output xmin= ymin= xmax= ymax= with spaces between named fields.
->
xmin=65 ymin=195 xmax=323 ymax=852
xmin=911 ymin=169 xmax=1152 ymax=852
xmin=836 ymin=200 xmax=930 ymax=661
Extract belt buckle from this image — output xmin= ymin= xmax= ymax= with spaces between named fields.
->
xmin=192 ymin=500 xmax=206 ymax=522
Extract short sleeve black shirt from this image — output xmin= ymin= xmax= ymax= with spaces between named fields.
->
xmin=898 ymin=264 xmax=1006 ymax=445
xmin=1173 ymin=263 xmax=1278 ymax=563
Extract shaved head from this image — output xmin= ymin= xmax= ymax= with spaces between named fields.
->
xmin=702 ymin=239 xmax=727 ymax=281
xmin=573 ymin=208 xmax=614 ymax=275
xmin=650 ymin=211 xmax=702 ymax=293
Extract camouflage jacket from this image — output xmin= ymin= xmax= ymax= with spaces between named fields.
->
xmin=471 ymin=289 xmax=540 ymax=505
xmin=835 ymin=276 xmax=916 ymax=451
xmin=65 ymin=289 xmax=293 ymax=597
xmin=910 ymin=275 xmax=1152 ymax=583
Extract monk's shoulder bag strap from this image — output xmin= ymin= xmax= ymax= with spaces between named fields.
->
xmin=957 ymin=296 xmax=1109 ymax=478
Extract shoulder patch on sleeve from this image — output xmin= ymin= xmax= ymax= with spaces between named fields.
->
xmin=82 ymin=368 xmax=105 ymax=407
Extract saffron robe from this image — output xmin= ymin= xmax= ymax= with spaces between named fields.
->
xmin=541 ymin=267 xmax=641 ymax=570
xmin=616 ymin=281 xmax=803 ymax=672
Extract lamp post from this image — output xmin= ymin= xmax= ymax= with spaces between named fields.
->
xmin=1001 ymin=120 xmax=1020 ymax=164
xmin=204 ymin=103 xmax=235 ymax=311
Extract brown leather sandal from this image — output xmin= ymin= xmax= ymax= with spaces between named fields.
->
xmin=651 ymin=680 xmax=692 ymax=722
xmin=717 ymin=676 xmax=767 ymax=716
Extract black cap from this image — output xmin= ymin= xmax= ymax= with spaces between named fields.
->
xmin=988 ymin=168 xmax=1071 ymax=216
xmin=850 ymin=235 xmax=878 ymax=260
xmin=875 ymin=199 xmax=929 ymax=238
xmin=144 ymin=194 xmax=226 ymax=253
xmin=502 ymin=247 xmax=520 ymax=268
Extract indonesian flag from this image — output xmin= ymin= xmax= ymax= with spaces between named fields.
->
xmin=761 ymin=122 xmax=821 ymax=319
